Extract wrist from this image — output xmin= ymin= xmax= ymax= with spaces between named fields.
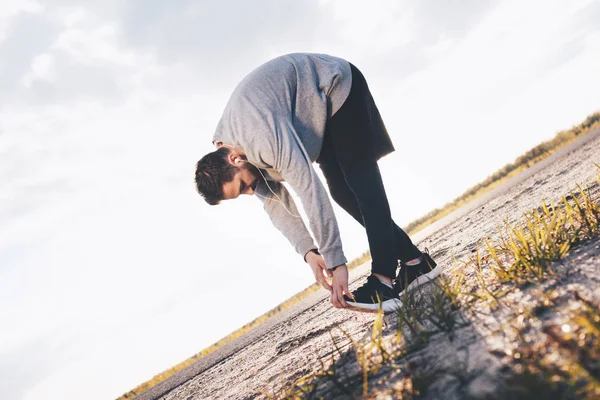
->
xmin=331 ymin=263 xmax=347 ymax=272
xmin=304 ymin=249 xmax=319 ymax=262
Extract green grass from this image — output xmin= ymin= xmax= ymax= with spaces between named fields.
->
xmin=258 ymin=164 xmax=600 ymax=399
xmin=261 ymin=307 xmax=417 ymax=399
xmin=119 ymin=112 xmax=600 ymax=400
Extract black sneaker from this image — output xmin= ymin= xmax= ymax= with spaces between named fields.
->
xmin=344 ymin=275 xmax=402 ymax=313
xmin=394 ymin=252 xmax=441 ymax=296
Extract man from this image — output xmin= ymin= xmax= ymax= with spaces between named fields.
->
xmin=195 ymin=53 xmax=440 ymax=312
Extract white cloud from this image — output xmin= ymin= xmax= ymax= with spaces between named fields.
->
xmin=21 ymin=52 xmax=55 ymax=87
xmin=320 ymin=0 xmax=415 ymax=52
xmin=1 ymin=1 xmax=600 ymax=399
xmin=376 ymin=0 xmax=600 ymax=205
xmin=0 ymin=0 xmax=43 ymax=17
xmin=52 ymin=20 xmax=147 ymax=68
xmin=0 ymin=0 xmax=43 ymax=43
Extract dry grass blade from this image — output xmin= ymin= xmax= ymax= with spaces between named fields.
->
xmin=485 ymin=237 xmax=510 ymax=282
xmin=262 ymin=165 xmax=600 ymax=400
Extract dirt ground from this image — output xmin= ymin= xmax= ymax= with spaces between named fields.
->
xmin=137 ymin=128 xmax=600 ymax=400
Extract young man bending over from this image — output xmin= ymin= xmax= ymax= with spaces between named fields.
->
xmin=195 ymin=53 xmax=440 ymax=312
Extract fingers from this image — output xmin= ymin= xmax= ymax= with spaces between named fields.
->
xmin=328 ymin=265 xmax=351 ymax=309
xmin=329 ymin=290 xmax=340 ymax=308
xmin=309 ymin=262 xmax=332 ymax=292
xmin=343 ymin=283 xmax=354 ymax=302
xmin=316 ymin=265 xmax=332 ymax=292
xmin=330 ymin=284 xmax=348 ymax=308
xmin=319 ymin=277 xmax=332 ymax=292
xmin=318 ymin=260 xmax=332 ymax=277
xmin=337 ymin=285 xmax=349 ymax=307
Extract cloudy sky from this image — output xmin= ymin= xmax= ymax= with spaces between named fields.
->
xmin=1 ymin=1 xmax=599 ymax=399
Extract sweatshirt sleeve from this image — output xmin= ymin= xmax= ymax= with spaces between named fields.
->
xmin=247 ymin=120 xmax=348 ymax=269
xmin=254 ymin=178 xmax=316 ymax=260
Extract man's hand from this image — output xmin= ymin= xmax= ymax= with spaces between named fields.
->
xmin=330 ymin=264 xmax=352 ymax=308
xmin=306 ymin=251 xmax=332 ymax=292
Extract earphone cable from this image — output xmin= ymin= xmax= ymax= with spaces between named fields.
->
xmin=221 ymin=143 xmax=302 ymax=219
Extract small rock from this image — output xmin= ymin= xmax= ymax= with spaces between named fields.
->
xmin=467 ymin=373 xmax=498 ymax=399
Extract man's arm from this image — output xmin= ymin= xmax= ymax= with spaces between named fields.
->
xmin=255 ymin=180 xmax=349 ymax=300
xmin=244 ymin=122 xmax=351 ymax=306
xmin=267 ymin=121 xmax=348 ymax=270
xmin=256 ymin=180 xmax=338 ymax=292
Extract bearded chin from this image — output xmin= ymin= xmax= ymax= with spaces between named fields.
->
xmin=241 ymin=161 xmax=262 ymax=188
xmin=241 ymin=161 xmax=259 ymax=176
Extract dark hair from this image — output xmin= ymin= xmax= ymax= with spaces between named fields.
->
xmin=195 ymin=147 xmax=237 ymax=205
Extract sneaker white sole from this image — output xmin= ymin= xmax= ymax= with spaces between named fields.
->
xmin=346 ymin=298 xmax=402 ymax=313
xmin=346 ymin=264 xmax=442 ymax=314
xmin=398 ymin=264 xmax=442 ymax=297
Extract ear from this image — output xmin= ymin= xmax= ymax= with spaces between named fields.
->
xmin=220 ymin=144 xmax=245 ymax=165
xmin=227 ymin=150 xmax=242 ymax=166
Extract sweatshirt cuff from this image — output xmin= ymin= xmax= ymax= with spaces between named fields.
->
xmin=296 ymin=238 xmax=317 ymax=260
xmin=324 ymin=248 xmax=347 ymax=270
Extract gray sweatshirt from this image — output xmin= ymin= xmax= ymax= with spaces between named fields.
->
xmin=212 ymin=53 xmax=353 ymax=269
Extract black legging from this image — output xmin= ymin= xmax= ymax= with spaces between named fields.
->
xmin=316 ymin=62 xmax=422 ymax=278
xmin=317 ymin=154 xmax=422 ymax=279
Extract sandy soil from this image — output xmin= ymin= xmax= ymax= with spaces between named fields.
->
xmin=136 ymin=128 xmax=600 ymax=400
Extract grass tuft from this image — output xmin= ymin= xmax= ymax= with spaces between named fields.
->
xmin=262 ymin=166 xmax=600 ymax=399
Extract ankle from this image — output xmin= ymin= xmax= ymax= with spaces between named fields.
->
xmin=373 ymin=273 xmax=393 ymax=286
xmin=404 ymin=255 xmax=423 ymax=266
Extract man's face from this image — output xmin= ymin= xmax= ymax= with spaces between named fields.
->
xmin=221 ymin=162 xmax=260 ymax=200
